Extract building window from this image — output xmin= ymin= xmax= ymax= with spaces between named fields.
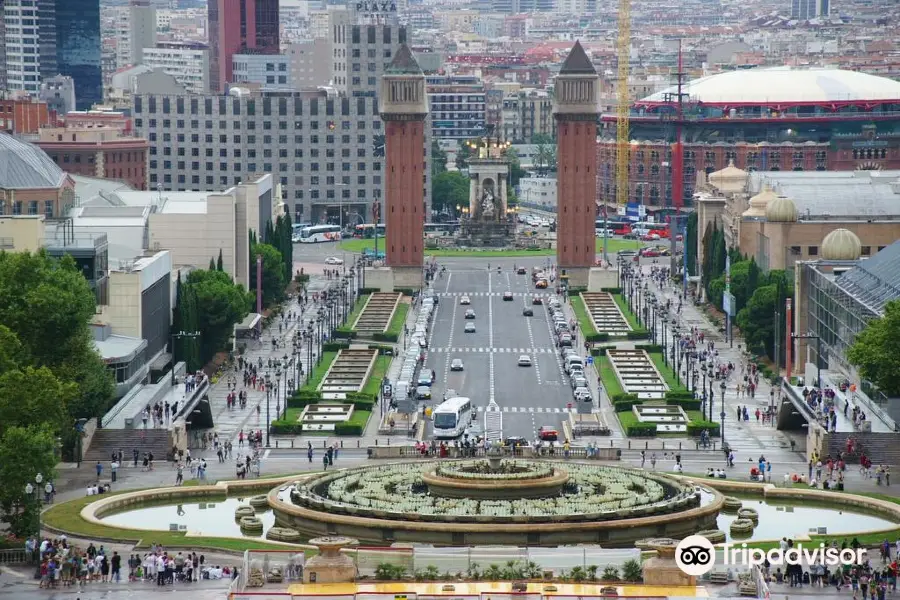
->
xmin=44 ymin=201 xmax=53 ymax=217
xmin=808 ymin=246 xmax=818 ymax=257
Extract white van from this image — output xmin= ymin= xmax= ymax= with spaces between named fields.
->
xmin=564 ymin=355 xmax=584 ymax=374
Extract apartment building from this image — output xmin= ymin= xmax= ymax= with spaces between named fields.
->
xmin=500 ymin=89 xmax=554 ymax=143
xmin=115 ymin=0 xmax=157 ymax=70
xmin=427 ymin=75 xmax=486 ymax=141
xmin=287 ymin=40 xmax=332 ymax=89
xmin=142 ymin=42 xmax=210 ymax=95
xmin=232 ymin=54 xmax=293 ymax=91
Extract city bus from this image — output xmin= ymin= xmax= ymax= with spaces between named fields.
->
xmin=424 ymin=222 xmax=459 ymax=237
xmin=291 ymin=223 xmax=311 ymax=242
xmin=354 ymin=223 xmax=386 ymax=238
xmin=595 ymin=220 xmax=632 ymax=236
xmin=630 ymin=221 xmax=670 ymax=238
xmin=432 ymin=396 xmax=474 ymax=439
xmin=297 ymin=224 xmax=342 ymax=243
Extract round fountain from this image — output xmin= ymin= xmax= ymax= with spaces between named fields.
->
xmin=421 ymin=459 xmax=570 ymax=499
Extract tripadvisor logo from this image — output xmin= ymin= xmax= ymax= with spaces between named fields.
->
xmin=675 ymin=536 xmax=866 ymax=576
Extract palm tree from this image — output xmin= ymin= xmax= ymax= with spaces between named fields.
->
xmin=484 ymin=564 xmax=504 ymax=581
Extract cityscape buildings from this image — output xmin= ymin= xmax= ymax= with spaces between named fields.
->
xmin=207 ymin=0 xmax=280 ymax=93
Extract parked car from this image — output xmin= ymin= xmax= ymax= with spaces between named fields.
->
xmin=416 ymin=385 xmax=432 ymax=400
xmin=532 ymin=296 xmax=544 ymax=305
xmin=325 ymin=256 xmax=343 ymax=265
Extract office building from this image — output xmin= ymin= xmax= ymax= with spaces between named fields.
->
xmin=427 ymin=75 xmax=486 ymax=141
xmin=208 ymin=0 xmax=280 ymax=93
xmin=791 ymin=0 xmax=829 ymax=20
xmin=0 ymin=97 xmax=54 ymax=135
xmin=39 ymin=75 xmax=77 ymax=117
xmin=142 ymin=43 xmax=210 ymax=94
xmin=2 ymin=0 xmax=102 ymax=110
xmin=36 ymin=125 xmax=150 ymax=190
xmin=287 ymin=40 xmax=331 ymax=89
xmin=232 ymin=54 xmax=292 ymax=91
xmin=116 ymin=0 xmax=158 ymax=70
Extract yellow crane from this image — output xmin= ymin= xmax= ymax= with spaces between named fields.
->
xmin=615 ymin=0 xmax=631 ymax=210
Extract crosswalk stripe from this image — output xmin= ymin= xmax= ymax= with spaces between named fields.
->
xmin=474 ymin=406 xmax=575 ymax=414
xmin=433 ymin=347 xmax=556 ymax=354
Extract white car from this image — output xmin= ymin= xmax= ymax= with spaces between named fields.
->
xmin=518 ymin=355 xmax=532 ymax=367
xmin=451 ymin=358 xmax=464 ymax=371
xmin=325 ymin=256 xmax=343 ymax=265
xmin=464 ymin=322 xmax=476 ymax=333
xmin=460 ymin=295 xmax=471 ymax=305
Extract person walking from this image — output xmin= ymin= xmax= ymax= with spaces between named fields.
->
xmin=111 ymin=552 xmax=121 ymax=583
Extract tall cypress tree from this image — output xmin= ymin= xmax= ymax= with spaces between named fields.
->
xmin=208 ymin=257 xmax=216 ymax=271
xmin=216 ymin=248 xmax=224 ymax=272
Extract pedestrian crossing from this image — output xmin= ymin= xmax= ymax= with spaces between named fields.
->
xmin=475 ymin=406 xmax=576 ymax=414
xmin=434 ymin=347 xmax=555 ymax=354
xmin=439 ymin=292 xmax=552 ymax=298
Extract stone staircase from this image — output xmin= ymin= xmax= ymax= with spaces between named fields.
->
xmin=84 ymin=428 xmax=172 ymax=463
xmin=825 ymin=431 xmax=900 ymax=466
xmin=355 ymin=292 xmax=401 ymax=336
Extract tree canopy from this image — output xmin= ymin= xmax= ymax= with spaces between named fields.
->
xmin=432 ymin=171 xmax=470 ymax=216
xmin=250 ymin=242 xmax=286 ymax=308
xmin=847 ymin=300 xmax=900 ymax=396
xmin=186 ymin=268 xmax=251 ymax=362
xmin=431 ymin=140 xmax=448 ymax=178
xmin=532 ymin=133 xmax=557 ymax=174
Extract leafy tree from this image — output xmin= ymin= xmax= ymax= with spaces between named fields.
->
xmin=503 ymin=146 xmax=526 ymax=188
xmin=0 ymin=251 xmax=113 ymax=420
xmin=0 ymin=324 xmax=25 ymax=375
xmin=431 ymin=140 xmax=447 ymax=178
xmin=187 ymin=269 xmax=250 ymax=363
xmin=456 ymin=139 xmax=475 ymax=170
xmin=0 ymin=424 xmax=58 ymax=537
xmin=532 ymin=133 xmax=557 ymax=174
xmin=432 ymin=171 xmax=470 ymax=215
xmin=249 ymin=243 xmax=285 ymax=308
xmin=216 ymin=249 xmax=224 ymax=271
xmin=0 ymin=366 xmax=74 ymax=437
xmin=736 ymin=284 xmax=779 ymax=357
xmin=847 ymin=300 xmax=900 ymax=396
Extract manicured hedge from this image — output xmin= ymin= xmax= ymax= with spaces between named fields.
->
xmin=270 ymin=421 xmax=302 ymax=435
xmin=612 ymin=393 xmax=639 ymax=404
xmin=332 ymin=328 xmax=358 ymax=339
xmin=334 ymin=422 xmax=363 ymax=436
xmin=625 ymin=423 xmax=658 ymax=437
xmin=626 ymin=330 xmax=651 ymax=340
xmin=600 ymin=287 xmax=623 ymax=294
xmin=687 ymin=421 xmax=720 ymax=437
xmin=323 ymin=341 xmax=351 ymax=352
xmin=667 ymin=398 xmax=702 ymax=411
xmin=394 ymin=287 xmax=416 ymax=296
xmin=664 ymin=390 xmax=695 ymax=400
xmin=367 ymin=344 xmax=395 ymax=355
xmin=585 ymin=332 xmax=610 ymax=343
xmin=373 ymin=332 xmax=399 ymax=342
xmin=613 ymin=400 xmax=637 ymax=412
xmin=634 ymin=344 xmax=664 ymax=353
xmin=359 ymin=287 xmax=381 ymax=294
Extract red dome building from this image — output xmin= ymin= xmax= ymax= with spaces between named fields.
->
xmin=597 ymin=67 xmax=900 ymax=214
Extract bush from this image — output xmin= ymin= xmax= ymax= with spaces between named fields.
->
xmin=367 ymin=344 xmax=395 ymax=355
xmin=626 ymin=330 xmax=650 ymax=340
xmin=613 ymin=400 xmax=637 ymax=412
xmin=359 ymin=287 xmax=380 ymax=294
xmin=333 ymin=328 xmax=357 ymax=339
xmin=334 ymin=422 xmax=363 ymax=436
xmin=373 ymin=332 xmax=399 ymax=343
xmin=625 ymin=423 xmax=657 ymax=437
xmin=664 ymin=390 xmax=695 ymax=401
xmin=687 ymin=421 xmax=720 ymax=437
xmin=394 ymin=287 xmax=416 ymax=296
xmin=270 ymin=421 xmax=303 ymax=435
xmin=590 ymin=348 xmax=604 ymax=357
xmin=586 ymin=332 xmax=610 ymax=343
xmin=634 ymin=343 xmax=664 ymax=353
xmin=323 ymin=341 xmax=351 ymax=352
xmin=667 ymin=398 xmax=701 ymax=411
xmin=600 ymin=287 xmax=623 ymax=294
xmin=612 ymin=393 xmax=639 ymax=404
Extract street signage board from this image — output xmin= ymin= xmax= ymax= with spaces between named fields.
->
xmin=586 ymin=356 xmax=594 ymax=365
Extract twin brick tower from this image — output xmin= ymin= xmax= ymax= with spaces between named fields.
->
xmin=379 ymin=42 xmax=601 ymax=290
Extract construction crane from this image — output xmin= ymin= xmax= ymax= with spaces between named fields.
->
xmin=614 ymin=0 xmax=631 ymax=212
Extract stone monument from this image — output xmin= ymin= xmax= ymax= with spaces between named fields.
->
xmin=458 ymin=128 xmax=515 ymax=247
xmin=303 ymin=536 xmax=359 ymax=583
xmin=641 ymin=538 xmax=697 ymax=586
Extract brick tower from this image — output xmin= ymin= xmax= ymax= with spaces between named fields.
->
xmin=379 ymin=45 xmax=428 ymax=289
xmin=554 ymin=41 xmax=600 ymax=289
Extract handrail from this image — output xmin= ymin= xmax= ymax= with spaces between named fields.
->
xmin=173 ymin=377 xmax=211 ymax=422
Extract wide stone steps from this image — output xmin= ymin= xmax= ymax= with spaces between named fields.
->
xmin=84 ymin=428 xmax=172 ymax=463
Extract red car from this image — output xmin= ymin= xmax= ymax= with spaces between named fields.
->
xmin=539 ymin=426 xmax=559 ymax=441
xmin=641 ymin=248 xmax=661 ymax=258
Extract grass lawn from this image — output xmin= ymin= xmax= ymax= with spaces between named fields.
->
xmin=339 ymin=238 xmax=642 ymax=257
xmin=300 ymin=351 xmax=338 ymax=393
xmin=362 ymin=355 xmax=390 ymax=396
xmin=597 ymin=356 xmax=624 ymax=397
xmin=571 ymin=294 xmax=597 ymax=338
xmin=648 ymin=352 xmax=687 ymax=392
xmin=349 ymin=409 xmax=371 ymax=428
xmin=344 ymin=294 xmax=369 ymax=329
xmin=42 ymin=491 xmax=294 ymax=552
xmin=385 ymin=302 xmax=409 ymax=337
xmin=612 ymin=293 xmax=643 ymax=331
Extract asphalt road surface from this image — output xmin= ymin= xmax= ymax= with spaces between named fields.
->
xmin=422 ymin=258 xmax=579 ymax=442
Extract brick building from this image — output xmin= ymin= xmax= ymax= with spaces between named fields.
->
xmin=0 ymin=97 xmax=54 ymax=135
xmin=36 ymin=126 xmax=149 ymax=190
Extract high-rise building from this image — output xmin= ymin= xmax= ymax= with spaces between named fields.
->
xmin=142 ymin=42 xmax=210 ymax=94
xmin=207 ymin=0 xmax=280 ymax=93
xmin=791 ymin=0 xmax=829 ymax=20
xmin=427 ymin=75 xmax=486 ymax=141
xmin=116 ymin=0 xmax=158 ymax=70
xmin=54 ymin=0 xmax=102 ymax=109
xmin=2 ymin=0 xmax=101 ymax=109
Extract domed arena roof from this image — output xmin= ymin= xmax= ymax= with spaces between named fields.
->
xmin=743 ymin=185 xmax=778 ymax=218
xmin=640 ymin=67 xmax=900 ymax=105
xmin=822 ymin=229 xmax=862 ymax=261
xmin=766 ymin=196 xmax=799 ymax=223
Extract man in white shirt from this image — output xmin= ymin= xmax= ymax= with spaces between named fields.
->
xmin=156 ymin=554 xmax=166 ymax=586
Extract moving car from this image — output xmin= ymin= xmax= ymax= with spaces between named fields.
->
xmin=535 ymin=279 xmax=548 ymax=289
xmin=516 ymin=267 xmax=527 ymax=275
xmin=460 ymin=295 xmax=471 ymax=305
xmin=417 ymin=371 xmax=435 ymax=387
xmin=415 ymin=385 xmax=432 ymax=400
xmin=522 ymin=307 xmax=534 ymax=317
xmin=518 ymin=354 xmax=532 ymax=367
xmin=325 ymin=256 xmax=344 ymax=265
xmin=640 ymin=248 xmax=661 ymax=258
xmin=450 ymin=358 xmax=464 ymax=372
xmin=539 ymin=426 xmax=559 ymax=441
xmin=464 ymin=322 xmax=476 ymax=333
xmin=464 ymin=309 xmax=476 ymax=319
xmin=502 ymin=291 xmax=514 ymax=301
xmin=504 ymin=436 xmax=528 ymax=448
xmin=532 ymin=296 xmax=544 ymax=305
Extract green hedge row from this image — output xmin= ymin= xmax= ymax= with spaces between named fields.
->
xmin=600 ymin=287 xmax=623 ymax=294
xmin=288 ymin=391 xmax=376 ymax=410
xmin=586 ymin=332 xmax=610 ymax=343
xmin=394 ymin=288 xmax=416 ymax=296
xmin=373 ymin=332 xmax=399 ymax=342
xmin=359 ymin=287 xmax=381 ymax=294
xmin=270 ymin=421 xmax=366 ymax=436
xmin=664 ymin=390 xmax=695 ymax=400
xmin=626 ymin=330 xmax=651 ymax=340
xmin=667 ymin=398 xmax=701 ymax=411
xmin=634 ymin=344 xmax=664 ymax=353
xmin=322 ymin=341 xmax=351 ymax=352
xmin=687 ymin=421 xmax=720 ymax=437
xmin=625 ymin=423 xmax=657 ymax=437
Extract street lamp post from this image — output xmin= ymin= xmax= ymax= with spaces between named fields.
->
xmin=306 ymin=324 xmax=314 ymax=383
xmin=719 ymin=380 xmax=727 ymax=444
xmin=661 ymin=317 xmax=668 ymax=366
xmin=170 ymin=330 xmax=201 ymax=386
xmin=25 ymin=472 xmax=51 ymax=571
xmin=275 ymin=367 xmax=283 ymax=423
xmin=791 ymin=332 xmax=823 ymax=390
xmin=265 ymin=374 xmax=272 ymax=447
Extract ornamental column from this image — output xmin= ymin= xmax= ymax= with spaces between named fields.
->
xmin=554 ymin=41 xmax=601 ymax=289
xmin=379 ymin=44 xmax=429 ymax=290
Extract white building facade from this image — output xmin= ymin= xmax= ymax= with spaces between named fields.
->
xmin=141 ymin=42 xmax=209 ymax=94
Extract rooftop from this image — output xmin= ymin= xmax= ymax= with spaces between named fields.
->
xmin=641 ymin=67 xmax=900 ymax=105
xmin=386 ymin=44 xmax=423 ymax=76
xmin=94 ymin=333 xmax=146 ymax=363
xmin=0 ymin=133 xmax=68 ymax=190
xmin=559 ymin=41 xmax=597 ymax=75
xmin=835 ymin=240 xmax=900 ymax=316
xmin=747 ymin=170 xmax=900 ymax=220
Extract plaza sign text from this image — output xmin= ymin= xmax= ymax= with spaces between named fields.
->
xmin=356 ymin=1 xmax=397 ymax=12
